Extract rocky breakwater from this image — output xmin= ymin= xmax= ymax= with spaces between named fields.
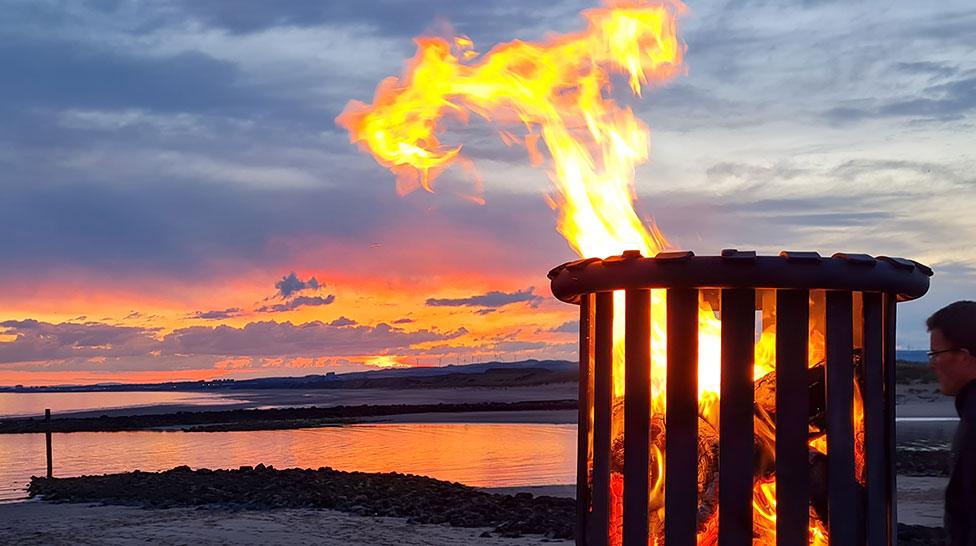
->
xmin=26 ymin=465 xmax=946 ymax=544
xmin=28 ymin=465 xmax=574 ymax=539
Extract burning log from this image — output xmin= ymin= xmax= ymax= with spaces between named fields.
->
xmin=605 ymin=354 xmax=869 ymax=541
xmin=754 ymin=355 xmax=869 ymax=534
xmin=608 ymin=400 xmax=721 ymax=536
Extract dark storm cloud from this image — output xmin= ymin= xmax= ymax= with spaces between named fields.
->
xmin=190 ymin=308 xmax=244 ymax=320
xmin=426 ymin=288 xmax=542 ymax=309
xmin=274 ymin=272 xmax=321 ymax=298
xmin=256 ymin=295 xmax=336 ymax=313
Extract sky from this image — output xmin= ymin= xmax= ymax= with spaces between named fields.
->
xmin=1 ymin=0 xmax=974 ymax=386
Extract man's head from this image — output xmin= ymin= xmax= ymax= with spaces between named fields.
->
xmin=927 ymin=301 xmax=976 ymax=395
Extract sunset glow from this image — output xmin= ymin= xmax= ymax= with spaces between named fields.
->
xmin=0 ymin=0 xmax=969 ymax=395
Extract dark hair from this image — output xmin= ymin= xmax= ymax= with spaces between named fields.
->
xmin=927 ymin=301 xmax=976 ymax=354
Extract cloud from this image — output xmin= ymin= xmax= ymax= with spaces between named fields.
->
xmin=1 ymin=0 xmax=975 ymax=358
xmin=159 ymin=321 xmax=467 ymax=357
xmin=0 ymin=319 xmax=158 ymax=364
xmin=274 ymin=272 xmax=321 ymax=298
xmin=392 ymin=318 xmax=415 ymax=324
xmin=165 ymin=0 xmax=586 ymax=43
xmin=256 ymin=295 xmax=335 ymax=313
xmin=328 ymin=316 xmax=357 ymax=326
xmin=426 ymin=287 xmax=542 ymax=309
xmin=0 ymin=318 xmax=468 ymax=366
xmin=0 ymin=36 xmax=266 ymax=116
xmin=551 ymin=320 xmax=579 ymax=333
xmin=824 ymin=75 xmax=976 ymax=123
xmin=189 ymin=308 xmax=244 ymax=320
xmin=894 ymin=61 xmax=958 ymax=79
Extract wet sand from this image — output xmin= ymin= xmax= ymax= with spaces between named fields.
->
xmin=0 ymin=501 xmax=572 ymax=546
xmin=896 ymin=382 xmax=957 ymax=419
xmin=55 ymin=384 xmax=579 ymax=419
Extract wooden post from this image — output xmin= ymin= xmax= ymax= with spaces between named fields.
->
xmin=45 ymin=409 xmax=53 ymax=478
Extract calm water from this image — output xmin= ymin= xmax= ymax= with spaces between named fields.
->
xmin=0 ymin=391 xmax=242 ymax=418
xmin=0 ymin=423 xmax=577 ymax=501
xmin=0 ymin=419 xmax=957 ymax=503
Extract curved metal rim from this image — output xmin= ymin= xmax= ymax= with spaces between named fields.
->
xmin=548 ymin=250 xmax=933 ymax=305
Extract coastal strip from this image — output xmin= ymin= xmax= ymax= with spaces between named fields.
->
xmin=0 ymin=399 xmax=577 ymax=434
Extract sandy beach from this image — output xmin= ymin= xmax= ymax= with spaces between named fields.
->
xmin=0 ymin=501 xmax=572 ymax=546
xmin=0 ymin=477 xmax=946 ymax=545
xmin=896 ymin=382 xmax=957 ymax=418
xmin=54 ymin=384 xmax=580 ymax=420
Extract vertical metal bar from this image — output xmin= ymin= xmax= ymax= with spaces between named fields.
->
xmin=863 ymin=292 xmax=887 ymax=546
xmin=775 ymin=289 xmax=809 ymax=546
xmin=592 ymin=292 xmax=614 ymax=546
xmin=883 ymin=294 xmax=898 ymax=544
xmin=826 ymin=291 xmax=857 ymax=545
xmin=719 ymin=288 xmax=755 ymax=546
xmin=45 ymin=409 xmax=53 ymax=478
xmin=624 ymin=290 xmax=651 ymax=546
xmin=666 ymin=289 xmax=699 ymax=546
xmin=578 ymin=294 xmax=595 ymax=546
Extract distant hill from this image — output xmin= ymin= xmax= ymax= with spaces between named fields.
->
xmin=0 ymin=359 xmax=578 ymax=393
xmin=2 ymin=354 xmax=933 ymax=392
xmin=896 ymin=350 xmax=928 ymax=363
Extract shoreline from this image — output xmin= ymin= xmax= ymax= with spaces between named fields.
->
xmin=0 ymin=383 xmax=578 ymax=419
xmin=6 ymin=465 xmax=948 ymax=546
xmin=0 ymin=379 xmax=959 ymax=433
xmin=0 ymin=398 xmax=578 ymax=434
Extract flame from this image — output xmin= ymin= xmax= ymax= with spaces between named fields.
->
xmin=338 ymin=1 xmax=846 ymax=543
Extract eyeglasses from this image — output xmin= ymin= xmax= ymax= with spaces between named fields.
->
xmin=928 ymin=348 xmax=965 ymax=361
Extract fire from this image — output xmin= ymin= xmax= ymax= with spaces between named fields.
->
xmin=338 ymin=1 xmax=847 ymax=544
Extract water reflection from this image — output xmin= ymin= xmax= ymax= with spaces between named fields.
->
xmin=0 ymin=392 xmax=240 ymax=418
xmin=0 ymin=423 xmax=577 ymax=501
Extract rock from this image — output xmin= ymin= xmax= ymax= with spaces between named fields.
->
xmin=898 ymin=524 xmax=946 ymax=546
xmin=27 ymin=465 xmax=576 ymax=540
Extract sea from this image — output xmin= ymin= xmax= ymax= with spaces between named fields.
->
xmin=0 ymin=378 xmax=958 ymax=503
xmin=897 ymin=350 xmax=929 ymax=363
xmin=0 ymin=391 xmax=242 ymax=419
xmin=0 ymin=391 xmax=577 ymax=501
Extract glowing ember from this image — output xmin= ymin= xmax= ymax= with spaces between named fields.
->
xmin=338 ymin=1 xmax=853 ymax=543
